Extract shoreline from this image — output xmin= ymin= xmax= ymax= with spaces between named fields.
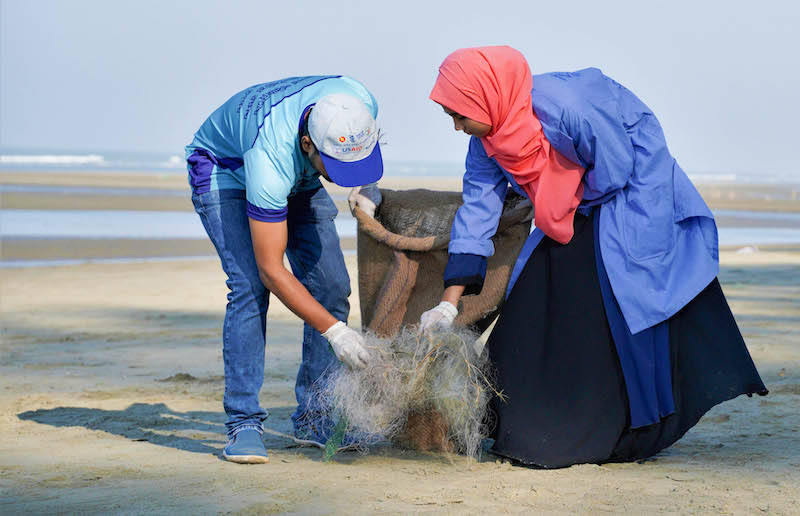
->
xmin=3 ymin=171 xmax=800 ymax=213
xmin=3 ymin=171 xmax=800 ymax=264
xmin=3 ymin=171 xmax=799 ymax=217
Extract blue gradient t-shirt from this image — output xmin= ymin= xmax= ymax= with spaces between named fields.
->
xmin=185 ymin=76 xmax=378 ymax=222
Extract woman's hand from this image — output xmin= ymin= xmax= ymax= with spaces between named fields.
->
xmin=419 ymin=283 xmax=465 ymax=332
xmin=419 ymin=301 xmax=459 ymax=332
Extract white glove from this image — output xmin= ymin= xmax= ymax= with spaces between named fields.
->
xmin=419 ymin=301 xmax=458 ymax=332
xmin=322 ymin=321 xmax=370 ymax=370
xmin=348 ymin=183 xmax=382 ymax=218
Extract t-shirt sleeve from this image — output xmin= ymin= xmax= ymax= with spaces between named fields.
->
xmin=243 ymin=145 xmax=296 ymax=222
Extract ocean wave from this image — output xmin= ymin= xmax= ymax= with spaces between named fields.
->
xmin=0 ymin=152 xmax=188 ymax=171
xmin=162 ymin=155 xmax=185 ymax=168
xmin=687 ymin=173 xmax=738 ymax=183
xmin=688 ymin=171 xmax=800 ymax=185
xmin=0 ymin=154 xmax=107 ymax=166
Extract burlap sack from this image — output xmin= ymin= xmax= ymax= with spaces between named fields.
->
xmin=354 ymin=188 xmax=529 ymax=453
xmin=393 ymin=409 xmax=455 ymax=453
xmin=355 ymin=188 xmax=531 ymax=338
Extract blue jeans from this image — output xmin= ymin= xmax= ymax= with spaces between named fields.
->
xmin=192 ymin=187 xmax=350 ymax=437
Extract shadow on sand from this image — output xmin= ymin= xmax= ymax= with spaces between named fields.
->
xmin=18 ymin=403 xmax=226 ymax=455
xmin=17 ymin=403 xmax=478 ymax=465
xmin=17 ymin=403 xmax=303 ymax=458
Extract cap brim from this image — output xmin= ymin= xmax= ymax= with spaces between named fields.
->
xmin=319 ymin=143 xmax=383 ymax=187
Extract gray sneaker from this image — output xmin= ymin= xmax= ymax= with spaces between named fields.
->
xmin=223 ymin=428 xmax=269 ymax=464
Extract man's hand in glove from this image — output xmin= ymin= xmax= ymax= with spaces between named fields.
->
xmin=348 ymin=183 xmax=382 ymax=218
xmin=322 ymin=321 xmax=370 ymax=369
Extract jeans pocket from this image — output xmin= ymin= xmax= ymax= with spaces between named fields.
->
xmin=623 ymin=188 xmax=675 ymax=261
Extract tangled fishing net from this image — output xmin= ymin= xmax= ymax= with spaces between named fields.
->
xmin=306 ymin=327 xmax=502 ymax=460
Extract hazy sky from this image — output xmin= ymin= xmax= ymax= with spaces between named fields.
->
xmin=2 ymin=0 xmax=798 ymax=175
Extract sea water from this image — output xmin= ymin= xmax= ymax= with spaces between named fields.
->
xmin=0 ymin=209 xmax=357 ymax=240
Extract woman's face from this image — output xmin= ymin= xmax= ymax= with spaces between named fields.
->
xmin=442 ymin=106 xmax=492 ymax=137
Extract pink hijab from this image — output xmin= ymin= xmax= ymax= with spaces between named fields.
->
xmin=430 ymin=46 xmax=584 ymax=244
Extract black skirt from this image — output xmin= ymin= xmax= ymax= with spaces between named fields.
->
xmin=486 ymin=211 xmax=768 ymax=468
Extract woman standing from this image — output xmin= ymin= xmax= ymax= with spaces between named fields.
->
xmin=419 ymin=46 xmax=767 ymax=468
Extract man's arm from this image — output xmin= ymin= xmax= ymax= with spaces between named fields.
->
xmin=249 ymin=218 xmax=338 ymax=333
xmin=249 ymin=217 xmax=369 ymax=369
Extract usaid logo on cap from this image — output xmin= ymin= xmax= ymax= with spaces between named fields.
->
xmin=308 ymin=93 xmax=378 ymax=163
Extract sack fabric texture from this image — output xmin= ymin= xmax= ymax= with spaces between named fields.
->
xmin=355 ymin=188 xmax=531 ymax=338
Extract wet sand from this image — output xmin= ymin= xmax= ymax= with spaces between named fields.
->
xmin=1 ymin=171 xmax=799 ymax=513
xmin=2 ymin=237 xmax=356 ymax=263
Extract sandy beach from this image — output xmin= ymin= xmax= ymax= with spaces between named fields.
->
xmin=1 ymin=172 xmax=799 ymax=514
